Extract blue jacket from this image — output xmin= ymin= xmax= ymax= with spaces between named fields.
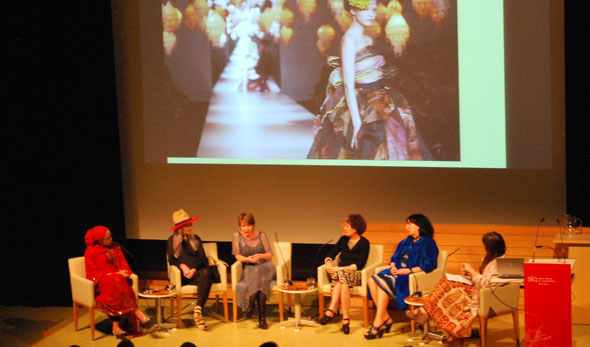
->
xmin=377 ymin=236 xmax=438 ymax=309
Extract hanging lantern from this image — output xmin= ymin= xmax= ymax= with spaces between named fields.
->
xmin=194 ymin=0 xmax=210 ymax=31
xmin=328 ymin=0 xmax=345 ymax=18
xmin=316 ymin=24 xmax=336 ymax=55
xmin=412 ymin=0 xmax=433 ymax=21
xmin=376 ymin=2 xmax=393 ymax=25
xmin=385 ymin=11 xmax=409 ymax=57
xmin=365 ymin=21 xmax=382 ymax=40
xmin=280 ymin=26 xmax=294 ymax=45
xmin=162 ymin=1 xmax=183 ymax=33
xmin=297 ymin=0 xmax=316 ymax=22
xmin=184 ymin=3 xmax=199 ymax=32
xmin=215 ymin=7 xmax=228 ymax=19
xmin=163 ymin=31 xmax=177 ymax=56
xmin=259 ymin=7 xmax=275 ymax=32
xmin=336 ymin=10 xmax=352 ymax=31
xmin=430 ymin=0 xmax=450 ymax=25
xmin=206 ymin=11 xmax=227 ymax=48
xmin=280 ymin=8 xmax=294 ymax=27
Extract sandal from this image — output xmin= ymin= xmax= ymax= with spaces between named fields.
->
xmin=193 ymin=305 xmax=207 ymax=330
xmin=363 ymin=323 xmax=385 ymax=340
xmin=319 ymin=308 xmax=336 ymax=325
xmin=341 ymin=318 xmax=350 ymax=335
xmin=135 ymin=309 xmax=151 ymax=325
xmin=383 ymin=316 xmax=394 ymax=333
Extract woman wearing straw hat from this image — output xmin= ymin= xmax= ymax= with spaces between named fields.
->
xmin=167 ymin=209 xmax=213 ymax=330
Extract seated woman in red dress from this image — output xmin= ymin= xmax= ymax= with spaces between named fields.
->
xmin=84 ymin=226 xmax=150 ymax=337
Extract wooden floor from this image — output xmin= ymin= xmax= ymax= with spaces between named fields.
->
xmin=4 ymin=293 xmax=588 ymax=347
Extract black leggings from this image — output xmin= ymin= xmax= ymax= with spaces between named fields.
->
xmin=181 ymin=267 xmax=213 ymax=308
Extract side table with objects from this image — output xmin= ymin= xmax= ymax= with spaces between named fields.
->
xmin=277 ymin=282 xmax=318 ymax=332
xmin=138 ymin=289 xmax=177 ymax=334
xmin=404 ymin=295 xmax=444 ymax=343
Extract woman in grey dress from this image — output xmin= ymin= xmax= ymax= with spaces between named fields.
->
xmin=232 ymin=212 xmax=276 ymax=329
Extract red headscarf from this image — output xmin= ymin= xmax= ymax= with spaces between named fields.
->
xmin=85 ymin=225 xmax=109 ymax=246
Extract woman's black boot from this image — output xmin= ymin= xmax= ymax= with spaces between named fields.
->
xmin=258 ymin=292 xmax=268 ymax=329
xmin=245 ymin=292 xmax=257 ymax=319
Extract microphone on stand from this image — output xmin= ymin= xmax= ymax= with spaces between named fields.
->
xmin=535 ymin=245 xmax=565 ymax=263
xmin=448 ymin=247 xmax=461 ymax=258
xmin=274 ymin=233 xmax=293 ymax=286
xmin=308 ymin=239 xmax=334 ymax=280
xmin=410 ymin=248 xmax=459 ymax=297
xmin=115 ymin=241 xmax=148 ymax=292
xmin=531 ymin=218 xmax=545 ymax=263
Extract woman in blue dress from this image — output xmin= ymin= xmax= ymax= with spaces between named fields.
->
xmin=364 ymin=213 xmax=439 ymax=339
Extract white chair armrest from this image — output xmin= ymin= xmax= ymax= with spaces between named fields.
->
xmin=169 ymin=264 xmax=182 ymax=289
xmin=276 ymin=262 xmax=284 ymax=287
xmin=360 ymin=261 xmax=381 ymax=296
xmin=317 ymin=264 xmax=330 ymax=293
xmin=216 ymin=262 xmax=228 ymax=290
xmin=478 ymin=282 xmax=520 ymax=317
xmin=130 ymin=274 xmax=139 ymax=298
xmin=231 ymin=261 xmax=243 ymax=291
xmin=70 ymin=274 xmax=95 ymax=307
xmin=409 ymin=267 xmax=444 ymax=293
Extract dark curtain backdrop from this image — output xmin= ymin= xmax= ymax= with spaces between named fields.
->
xmin=4 ymin=1 xmax=587 ymax=306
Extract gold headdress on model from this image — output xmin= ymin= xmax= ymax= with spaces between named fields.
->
xmin=348 ymin=0 xmax=372 ymax=10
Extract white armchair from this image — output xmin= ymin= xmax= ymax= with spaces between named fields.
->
xmin=478 ymin=282 xmax=520 ymax=347
xmin=167 ymin=242 xmax=229 ymax=327
xmin=68 ymin=256 xmax=138 ymax=340
xmin=317 ymin=244 xmax=384 ymax=328
xmin=231 ymin=241 xmax=291 ymax=322
xmin=375 ymin=250 xmax=449 ymax=332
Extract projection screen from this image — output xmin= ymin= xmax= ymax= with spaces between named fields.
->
xmin=111 ymin=0 xmax=565 ymax=243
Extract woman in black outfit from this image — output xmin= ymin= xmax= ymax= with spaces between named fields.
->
xmin=167 ymin=209 xmax=213 ymax=330
xmin=320 ymin=214 xmax=370 ymax=334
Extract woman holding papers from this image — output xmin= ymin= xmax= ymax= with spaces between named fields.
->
xmin=364 ymin=214 xmax=439 ymax=339
xmin=412 ymin=231 xmax=506 ymax=344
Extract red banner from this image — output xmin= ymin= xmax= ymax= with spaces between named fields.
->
xmin=524 ymin=263 xmax=571 ymax=347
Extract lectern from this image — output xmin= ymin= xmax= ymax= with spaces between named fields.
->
xmin=524 ymin=262 xmax=572 ymax=347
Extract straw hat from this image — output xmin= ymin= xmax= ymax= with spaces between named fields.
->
xmin=169 ymin=209 xmax=200 ymax=231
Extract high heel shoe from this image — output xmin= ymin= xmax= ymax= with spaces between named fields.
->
xmin=363 ymin=323 xmax=385 ymax=340
xmin=341 ymin=318 xmax=350 ymax=335
xmin=319 ymin=308 xmax=336 ymax=325
xmin=136 ymin=309 xmax=151 ymax=325
xmin=382 ymin=316 xmax=393 ymax=333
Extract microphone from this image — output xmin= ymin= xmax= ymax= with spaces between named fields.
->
xmin=409 ymin=270 xmax=421 ymax=297
xmin=531 ymin=218 xmax=545 ymax=263
xmin=274 ymin=233 xmax=293 ymax=286
xmin=448 ymin=247 xmax=460 ymax=258
xmin=308 ymin=239 xmax=334 ymax=279
xmin=535 ymin=245 xmax=565 ymax=263
xmin=411 ymin=247 xmax=460 ymax=297
xmin=115 ymin=241 xmax=148 ymax=292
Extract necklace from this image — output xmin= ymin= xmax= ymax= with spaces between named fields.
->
xmin=348 ymin=237 xmax=360 ymax=249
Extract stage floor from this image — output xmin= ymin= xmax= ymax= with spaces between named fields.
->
xmin=3 ymin=301 xmax=588 ymax=346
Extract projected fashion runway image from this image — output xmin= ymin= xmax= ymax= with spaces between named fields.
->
xmin=154 ymin=0 xmax=460 ymax=162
